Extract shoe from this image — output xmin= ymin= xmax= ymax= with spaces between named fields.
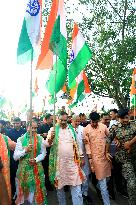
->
xmin=82 ymin=194 xmax=93 ymax=204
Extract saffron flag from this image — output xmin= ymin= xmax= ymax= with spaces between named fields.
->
xmin=69 ymin=71 xmax=91 ymax=108
xmin=17 ymin=0 xmax=41 ymax=64
xmin=38 ymin=0 xmax=67 ymax=96
xmin=130 ymin=68 xmax=136 ymax=106
xmin=68 ymin=23 xmax=92 ymax=88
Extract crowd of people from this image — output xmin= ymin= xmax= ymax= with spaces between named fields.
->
xmin=0 ymin=107 xmax=136 ymax=205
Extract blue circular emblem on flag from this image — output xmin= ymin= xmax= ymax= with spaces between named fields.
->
xmin=70 ymin=50 xmax=75 ymax=63
xmin=26 ymin=0 xmax=40 ymax=16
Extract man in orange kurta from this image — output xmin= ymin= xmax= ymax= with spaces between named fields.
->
xmin=0 ymin=133 xmax=16 ymax=201
xmin=84 ymin=112 xmax=111 ymax=205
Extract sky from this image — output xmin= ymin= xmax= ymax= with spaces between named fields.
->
xmin=0 ymin=0 xmax=50 ymax=113
xmin=0 ymin=1 xmax=28 ymax=107
xmin=1 ymin=0 xmax=135 ymax=115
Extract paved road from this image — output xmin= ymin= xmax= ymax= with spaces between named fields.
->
xmin=47 ymin=184 xmax=129 ymax=205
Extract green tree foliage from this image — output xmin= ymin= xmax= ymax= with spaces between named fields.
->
xmin=78 ymin=0 xmax=136 ymax=108
xmin=43 ymin=0 xmax=136 ymax=108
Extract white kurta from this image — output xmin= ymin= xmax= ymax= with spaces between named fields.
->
xmin=56 ymin=127 xmax=84 ymax=189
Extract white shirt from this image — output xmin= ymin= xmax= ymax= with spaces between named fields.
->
xmin=13 ymin=136 xmax=47 ymax=163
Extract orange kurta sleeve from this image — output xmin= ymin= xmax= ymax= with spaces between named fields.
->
xmin=83 ymin=125 xmax=91 ymax=155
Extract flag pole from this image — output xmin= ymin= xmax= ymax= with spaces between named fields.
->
xmin=29 ymin=50 xmax=33 ymax=144
xmin=53 ymin=54 xmax=57 ymax=129
xmin=134 ymin=95 xmax=136 ymax=121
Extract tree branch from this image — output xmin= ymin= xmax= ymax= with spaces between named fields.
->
xmin=106 ymin=0 xmax=123 ymax=21
xmin=122 ymin=0 xmax=128 ymax=39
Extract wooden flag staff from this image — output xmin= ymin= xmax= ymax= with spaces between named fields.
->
xmin=29 ymin=50 xmax=33 ymax=145
xmin=53 ymin=54 xmax=58 ymax=129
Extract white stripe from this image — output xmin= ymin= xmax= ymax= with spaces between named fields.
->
xmin=25 ymin=3 xmax=41 ymax=48
xmin=73 ymin=72 xmax=84 ymax=103
xmin=77 ymin=71 xmax=83 ymax=84
xmin=57 ymin=0 xmax=67 ymax=39
xmin=72 ymin=31 xmax=85 ymax=60
xmin=60 ymin=0 xmax=67 ymax=39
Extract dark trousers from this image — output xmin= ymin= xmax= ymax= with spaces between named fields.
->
xmin=10 ymin=160 xmax=18 ymax=199
xmin=122 ymin=161 xmax=136 ymax=205
xmin=42 ymin=147 xmax=52 ymax=189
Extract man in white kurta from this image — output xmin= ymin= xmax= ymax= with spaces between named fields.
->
xmin=47 ymin=111 xmax=85 ymax=205
xmin=13 ymin=121 xmax=48 ymax=205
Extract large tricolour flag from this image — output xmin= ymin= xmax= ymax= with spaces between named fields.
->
xmin=68 ymin=23 xmax=92 ymax=88
xmin=37 ymin=0 xmax=67 ymax=96
xmin=17 ymin=0 xmax=42 ymax=64
xmin=68 ymin=71 xmax=91 ymax=108
xmin=130 ymin=68 xmax=136 ymax=106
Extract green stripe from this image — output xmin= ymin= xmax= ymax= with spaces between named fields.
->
xmin=69 ymin=44 xmax=92 ymax=88
xmin=77 ymin=80 xmax=84 ymax=98
xmin=69 ymin=93 xmax=85 ymax=109
xmin=131 ymin=94 xmax=136 ymax=106
xmin=46 ymin=15 xmax=67 ymax=96
xmin=46 ymin=58 xmax=67 ymax=95
xmin=49 ymin=16 xmax=67 ymax=68
xmin=69 ymin=80 xmax=85 ymax=109
xmin=75 ymin=80 xmax=85 ymax=103
xmin=17 ymin=18 xmax=34 ymax=64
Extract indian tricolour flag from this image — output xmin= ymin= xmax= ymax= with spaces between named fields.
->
xmin=68 ymin=71 xmax=91 ymax=108
xmin=68 ymin=23 xmax=92 ymax=88
xmin=37 ymin=0 xmax=67 ymax=96
xmin=130 ymin=68 xmax=136 ymax=107
xmin=17 ymin=0 xmax=42 ymax=64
